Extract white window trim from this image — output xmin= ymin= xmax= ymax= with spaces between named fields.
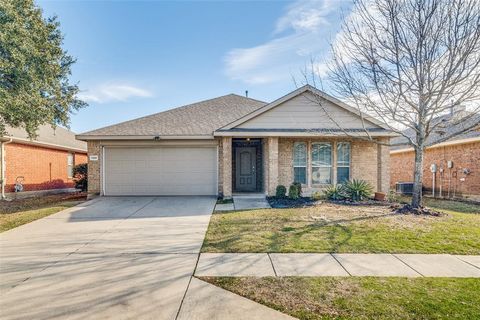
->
xmin=67 ymin=152 xmax=74 ymax=178
xmin=293 ymin=142 xmax=307 ymax=185
xmin=311 ymin=142 xmax=332 ymax=186
xmin=336 ymin=142 xmax=351 ymax=184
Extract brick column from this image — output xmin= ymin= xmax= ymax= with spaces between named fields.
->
xmin=377 ymin=137 xmax=391 ymax=193
xmin=221 ymin=136 xmax=232 ymax=198
xmin=87 ymin=141 xmax=101 ymax=197
xmin=266 ymin=137 xmax=279 ymax=196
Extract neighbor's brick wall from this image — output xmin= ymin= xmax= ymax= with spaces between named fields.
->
xmin=5 ymin=143 xmax=87 ymax=192
xmin=87 ymin=141 xmax=101 ymax=196
xmin=277 ymin=137 xmax=390 ymax=195
xmin=390 ymin=141 xmax=480 ymax=198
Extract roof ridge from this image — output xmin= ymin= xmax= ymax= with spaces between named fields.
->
xmin=79 ymin=93 xmax=266 ymax=135
xmin=227 ymin=93 xmax=268 ymax=104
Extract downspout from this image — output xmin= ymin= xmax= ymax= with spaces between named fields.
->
xmin=1 ymin=138 xmax=13 ymax=200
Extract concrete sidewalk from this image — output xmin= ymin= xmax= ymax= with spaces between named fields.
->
xmin=196 ymin=253 xmax=480 ymax=278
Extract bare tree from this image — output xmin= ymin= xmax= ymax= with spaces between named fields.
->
xmin=312 ymin=0 xmax=480 ymax=208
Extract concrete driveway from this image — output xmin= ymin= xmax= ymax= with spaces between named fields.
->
xmin=0 ymin=196 xmax=216 ymax=320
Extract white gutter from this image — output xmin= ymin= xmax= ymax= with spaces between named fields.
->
xmin=390 ymin=136 xmax=480 ymax=154
xmin=213 ymin=131 xmax=399 ymax=137
xmin=8 ymin=137 xmax=87 ymax=153
xmin=76 ymin=134 xmax=214 ymax=141
xmin=1 ymin=137 xmax=13 ymax=200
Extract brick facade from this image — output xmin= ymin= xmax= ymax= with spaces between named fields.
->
xmin=4 ymin=143 xmax=87 ymax=192
xmin=87 ymin=141 xmax=101 ymax=196
xmin=390 ymin=141 xmax=480 ymax=200
xmin=87 ymin=136 xmax=391 ymax=198
xmin=277 ymin=137 xmax=390 ymax=196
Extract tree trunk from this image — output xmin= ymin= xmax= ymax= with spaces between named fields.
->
xmin=411 ymin=147 xmax=424 ymax=208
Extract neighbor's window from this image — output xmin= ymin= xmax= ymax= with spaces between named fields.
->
xmin=311 ymin=143 xmax=332 ymax=184
xmin=337 ymin=142 xmax=350 ymax=184
xmin=293 ymin=142 xmax=307 ymax=184
xmin=67 ymin=153 xmax=74 ymax=178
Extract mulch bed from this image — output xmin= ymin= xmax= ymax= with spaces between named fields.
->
xmin=267 ymin=197 xmax=320 ymax=208
xmin=391 ymin=203 xmax=443 ymax=216
xmin=0 ymin=192 xmax=87 ymax=214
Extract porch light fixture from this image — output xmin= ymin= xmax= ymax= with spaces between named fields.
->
xmin=246 ymin=138 xmax=250 ymax=142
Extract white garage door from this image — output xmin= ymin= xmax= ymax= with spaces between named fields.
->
xmin=104 ymin=147 xmax=217 ymax=196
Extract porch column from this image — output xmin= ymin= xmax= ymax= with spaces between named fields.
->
xmin=221 ymin=136 xmax=232 ymax=198
xmin=266 ymin=137 xmax=279 ymax=196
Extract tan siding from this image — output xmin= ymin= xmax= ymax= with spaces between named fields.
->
xmin=237 ymin=92 xmax=378 ymax=129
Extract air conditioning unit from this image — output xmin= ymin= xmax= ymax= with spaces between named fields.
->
xmin=396 ymin=182 xmax=414 ymax=195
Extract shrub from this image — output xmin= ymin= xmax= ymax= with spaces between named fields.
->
xmin=293 ymin=182 xmax=302 ymax=197
xmin=276 ymin=185 xmax=287 ymax=198
xmin=387 ymin=189 xmax=399 ymax=203
xmin=343 ymin=179 xmax=373 ymax=201
xmin=73 ymin=163 xmax=88 ymax=191
xmin=288 ymin=184 xmax=300 ymax=200
xmin=311 ymin=191 xmax=325 ymax=201
xmin=323 ymin=185 xmax=345 ymax=200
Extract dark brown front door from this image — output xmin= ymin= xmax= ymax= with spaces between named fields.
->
xmin=235 ymin=147 xmax=256 ymax=192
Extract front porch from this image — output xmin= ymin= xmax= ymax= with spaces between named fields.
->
xmin=219 ymin=137 xmax=279 ymax=199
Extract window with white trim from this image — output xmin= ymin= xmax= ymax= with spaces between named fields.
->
xmin=336 ymin=142 xmax=350 ymax=184
xmin=311 ymin=143 xmax=332 ymax=184
xmin=67 ymin=153 xmax=74 ymax=178
xmin=293 ymin=142 xmax=307 ymax=184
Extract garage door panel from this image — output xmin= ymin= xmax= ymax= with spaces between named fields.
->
xmin=105 ymin=147 xmax=217 ymax=196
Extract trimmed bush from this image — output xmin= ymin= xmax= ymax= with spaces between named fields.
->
xmin=276 ymin=185 xmax=287 ymax=198
xmin=323 ymin=185 xmax=346 ymax=200
xmin=288 ymin=184 xmax=300 ymax=200
xmin=293 ymin=182 xmax=302 ymax=197
xmin=73 ymin=163 xmax=88 ymax=191
xmin=344 ymin=179 xmax=373 ymax=201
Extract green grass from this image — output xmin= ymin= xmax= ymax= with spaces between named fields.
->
xmin=202 ymin=276 xmax=480 ymax=320
xmin=0 ymin=193 xmax=86 ymax=232
xmin=399 ymin=196 xmax=480 ymax=214
xmin=202 ymin=200 xmax=480 ymax=254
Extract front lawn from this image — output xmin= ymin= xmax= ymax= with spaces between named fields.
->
xmin=0 ymin=193 xmax=86 ymax=232
xmin=202 ymin=276 xmax=480 ymax=320
xmin=202 ymin=200 xmax=480 ymax=254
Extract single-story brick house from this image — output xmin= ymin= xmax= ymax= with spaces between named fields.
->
xmin=0 ymin=124 xmax=87 ymax=199
xmin=77 ymin=85 xmax=396 ymax=198
xmin=390 ymin=107 xmax=480 ymax=201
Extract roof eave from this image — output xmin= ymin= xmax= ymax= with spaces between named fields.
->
xmin=2 ymin=136 xmax=87 ymax=153
xmin=76 ymin=134 xmax=215 ymax=141
xmin=214 ymin=130 xmax=398 ymax=137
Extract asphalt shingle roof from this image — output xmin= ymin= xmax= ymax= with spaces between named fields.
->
xmin=391 ymin=111 xmax=480 ymax=150
xmin=3 ymin=124 xmax=87 ymax=151
xmin=80 ymin=94 xmax=267 ymax=137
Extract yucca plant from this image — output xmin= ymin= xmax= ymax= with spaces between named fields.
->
xmin=323 ymin=184 xmax=346 ymax=200
xmin=343 ymin=179 xmax=373 ymax=201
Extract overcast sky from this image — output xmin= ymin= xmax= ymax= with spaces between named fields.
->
xmin=38 ymin=0 xmax=352 ymax=133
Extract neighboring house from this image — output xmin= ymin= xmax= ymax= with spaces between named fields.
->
xmin=390 ymin=106 xmax=480 ymax=200
xmin=77 ymin=85 xmax=396 ymax=198
xmin=0 ymin=124 xmax=87 ymax=198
